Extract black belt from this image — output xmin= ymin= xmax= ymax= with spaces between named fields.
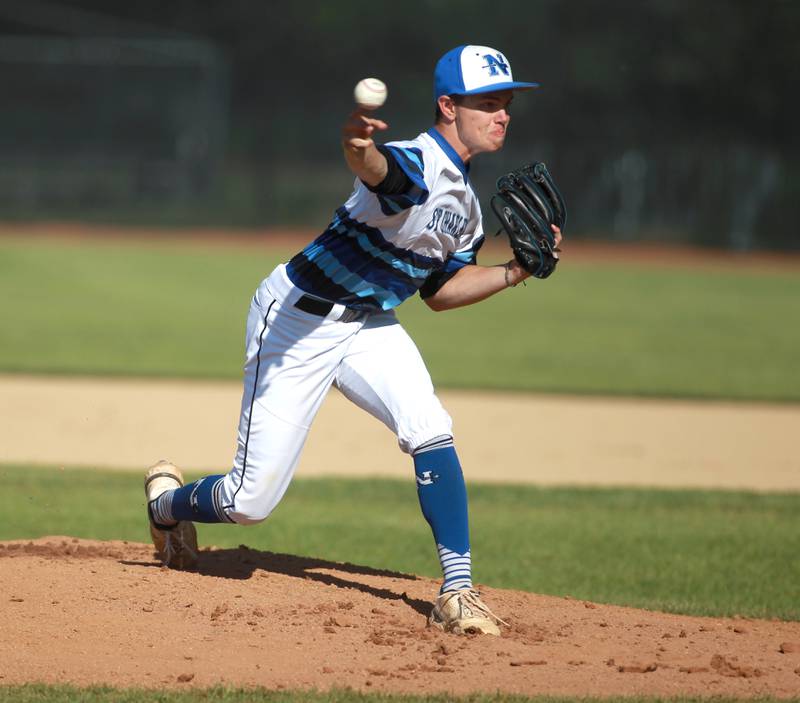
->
xmin=294 ymin=294 xmax=334 ymax=316
xmin=294 ymin=294 xmax=364 ymax=323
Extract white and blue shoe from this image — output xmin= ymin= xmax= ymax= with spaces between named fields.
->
xmin=428 ymin=588 xmax=506 ymax=636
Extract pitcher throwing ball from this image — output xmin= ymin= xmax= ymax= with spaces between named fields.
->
xmin=145 ymin=44 xmax=563 ymax=636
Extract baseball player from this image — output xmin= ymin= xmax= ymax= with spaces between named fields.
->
xmin=145 ymin=45 xmax=562 ymax=636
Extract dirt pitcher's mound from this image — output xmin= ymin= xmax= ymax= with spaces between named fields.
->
xmin=1 ymin=538 xmax=799 ymax=698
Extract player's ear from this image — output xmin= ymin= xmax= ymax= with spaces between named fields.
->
xmin=436 ymin=95 xmax=458 ymax=123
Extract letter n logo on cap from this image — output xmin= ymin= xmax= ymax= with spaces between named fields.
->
xmin=482 ymin=53 xmax=510 ymax=77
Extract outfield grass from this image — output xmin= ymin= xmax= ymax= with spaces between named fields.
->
xmin=2 ymin=465 xmax=798 ymax=621
xmin=1 ymin=236 xmax=798 ymax=401
xmin=2 ymin=685 xmax=796 ymax=703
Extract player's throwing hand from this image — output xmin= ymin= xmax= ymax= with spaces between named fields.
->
xmin=342 ymin=110 xmax=389 ymax=186
xmin=341 ymin=111 xmax=388 ymax=152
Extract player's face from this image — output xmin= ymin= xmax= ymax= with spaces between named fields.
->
xmin=454 ymin=91 xmax=513 ymax=156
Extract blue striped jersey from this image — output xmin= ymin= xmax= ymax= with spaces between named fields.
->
xmin=286 ymin=128 xmax=485 ymax=311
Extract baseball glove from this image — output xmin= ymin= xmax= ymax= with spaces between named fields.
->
xmin=490 ymin=162 xmax=567 ymax=279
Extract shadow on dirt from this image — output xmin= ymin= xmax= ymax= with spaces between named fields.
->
xmin=122 ymin=544 xmax=431 ymax=616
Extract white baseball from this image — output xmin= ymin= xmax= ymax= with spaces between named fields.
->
xmin=354 ymin=78 xmax=387 ymax=110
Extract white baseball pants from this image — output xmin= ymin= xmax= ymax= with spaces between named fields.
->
xmin=215 ymin=264 xmax=452 ymax=525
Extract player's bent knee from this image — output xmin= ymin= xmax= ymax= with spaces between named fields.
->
xmin=225 ymin=501 xmax=276 ymax=525
xmin=218 ymin=469 xmax=291 ymax=525
xmin=222 ymin=489 xmax=281 ymax=525
xmin=399 ymin=410 xmax=454 ymax=455
xmin=227 ymin=510 xmax=270 ymax=526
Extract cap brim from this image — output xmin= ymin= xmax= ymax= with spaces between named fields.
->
xmin=457 ymin=81 xmax=539 ymax=96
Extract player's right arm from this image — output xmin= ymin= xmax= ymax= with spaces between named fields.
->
xmin=341 ymin=111 xmax=389 ymax=186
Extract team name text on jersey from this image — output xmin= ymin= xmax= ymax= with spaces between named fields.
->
xmin=425 ymin=207 xmax=468 ymax=239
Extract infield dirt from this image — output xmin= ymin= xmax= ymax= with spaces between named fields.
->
xmin=2 ymin=536 xmax=800 ymax=698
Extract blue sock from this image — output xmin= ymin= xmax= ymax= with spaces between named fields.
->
xmin=150 ymin=475 xmax=231 ymax=525
xmin=413 ymin=437 xmax=473 ymax=593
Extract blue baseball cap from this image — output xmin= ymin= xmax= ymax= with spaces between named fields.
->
xmin=434 ymin=45 xmax=539 ymax=102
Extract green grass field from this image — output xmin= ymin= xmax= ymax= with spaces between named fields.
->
xmin=1 ymin=236 xmax=799 ymax=401
xmin=3 ymin=466 xmax=798 ymax=621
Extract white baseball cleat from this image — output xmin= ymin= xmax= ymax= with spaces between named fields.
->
xmin=144 ymin=460 xmax=198 ymax=570
xmin=428 ymin=588 xmax=507 ymax=636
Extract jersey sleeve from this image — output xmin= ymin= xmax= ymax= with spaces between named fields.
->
xmin=372 ymin=145 xmax=429 ymax=216
xmin=418 ymin=230 xmax=486 ymax=299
